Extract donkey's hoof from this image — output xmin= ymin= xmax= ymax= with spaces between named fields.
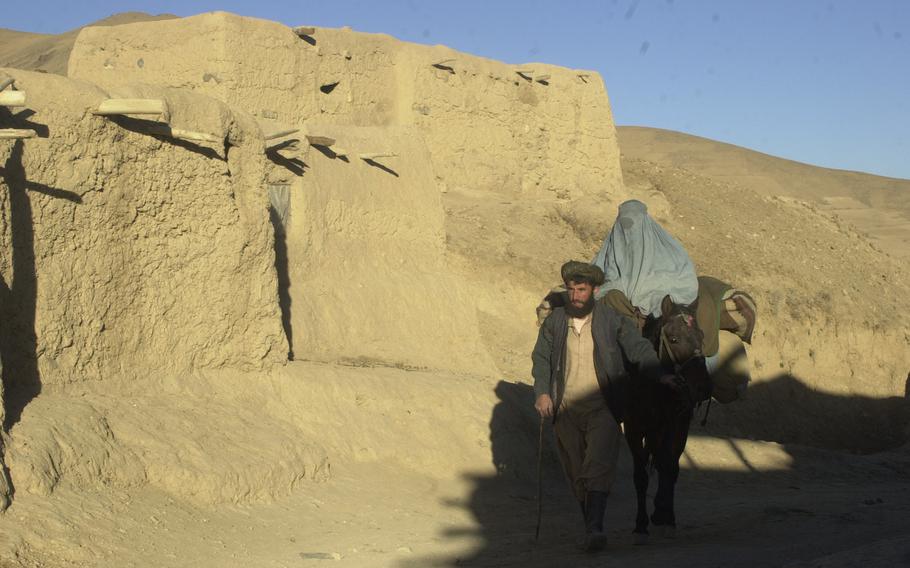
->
xmin=585 ymin=532 xmax=607 ymax=553
xmin=653 ymin=524 xmax=677 ymax=539
xmin=633 ymin=532 xmax=649 ymax=545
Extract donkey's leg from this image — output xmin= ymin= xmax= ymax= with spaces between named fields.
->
xmin=651 ymin=418 xmax=691 ymax=534
xmin=626 ymin=427 xmax=650 ymax=543
xmin=651 ymin=453 xmax=678 ymax=532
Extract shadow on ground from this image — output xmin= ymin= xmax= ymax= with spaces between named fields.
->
xmin=401 ymin=356 xmax=910 ymax=567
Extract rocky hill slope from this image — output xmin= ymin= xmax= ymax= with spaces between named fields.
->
xmin=0 ymin=13 xmax=176 ymax=75
xmin=618 ymin=125 xmax=910 ymax=260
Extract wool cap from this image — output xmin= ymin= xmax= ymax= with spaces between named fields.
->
xmin=560 ymin=260 xmax=605 ymax=286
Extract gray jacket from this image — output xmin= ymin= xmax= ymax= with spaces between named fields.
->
xmin=531 ymin=302 xmax=664 ymax=423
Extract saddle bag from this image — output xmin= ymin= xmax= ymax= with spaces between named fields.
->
xmin=706 ymin=331 xmax=751 ymax=403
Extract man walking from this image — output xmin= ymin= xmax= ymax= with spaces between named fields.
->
xmin=532 ymin=260 xmax=671 ymax=552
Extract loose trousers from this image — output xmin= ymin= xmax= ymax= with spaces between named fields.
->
xmin=554 ymin=404 xmax=622 ymax=502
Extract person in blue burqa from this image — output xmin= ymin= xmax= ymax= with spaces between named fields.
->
xmin=590 ymin=199 xmax=755 ymax=402
xmin=591 ymin=199 xmax=699 ymax=330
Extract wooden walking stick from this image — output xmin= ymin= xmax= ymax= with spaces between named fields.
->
xmin=535 ymin=415 xmax=544 ymax=541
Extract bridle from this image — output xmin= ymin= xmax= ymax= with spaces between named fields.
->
xmin=657 ymin=310 xmax=713 ymax=422
xmin=657 ymin=311 xmax=699 ymax=369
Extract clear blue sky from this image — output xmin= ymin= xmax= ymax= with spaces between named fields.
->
xmin=5 ymin=1 xmax=909 ymax=179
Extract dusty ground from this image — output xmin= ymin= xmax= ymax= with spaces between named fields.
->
xmin=1 ymin=362 xmax=908 ymax=567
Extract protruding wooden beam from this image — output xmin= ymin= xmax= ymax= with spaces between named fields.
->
xmin=169 ymin=128 xmax=220 ymax=144
xmin=0 ymin=91 xmax=26 ymax=107
xmin=93 ymin=98 xmax=168 ymax=118
xmin=266 ymin=139 xmax=301 ymax=152
xmin=0 ymin=77 xmax=14 ymax=92
xmin=359 ymin=152 xmax=398 ymax=161
xmin=0 ymin=129 xmax=37 ymax=139
xmin=515 ymin=69 xmax=534 ymax=81
xmin=139 ymin=123 xmax=220 ymax=144
xmin=431 ymin=59 xmax=456 ymax=74
xmin=305 ymin=134 xmax=336 ymax=147
xmin=293 ymin=26 xmax=316 ymax=37
xmin=331 ymin=146 xmax=348 ymax=157
xmin=535 ymin=74 xmax=550 ymax=83
xmin=264 ymin=128 xmax=300 ymax=141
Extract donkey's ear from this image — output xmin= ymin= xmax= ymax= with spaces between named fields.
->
xmin=661 ymin=294 xmax=674 ymax=316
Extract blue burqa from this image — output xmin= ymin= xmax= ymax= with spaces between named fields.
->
xmin=591 ymin=200 xmax=698 ymax=317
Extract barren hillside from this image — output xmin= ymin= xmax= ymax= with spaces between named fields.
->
xmin=0 ymin=12 xmax=908 ymax=568
xmin=0 ymin=13 xmax=176 ymax=75
xmin=618 ymin=126 xmax=910 ymax=260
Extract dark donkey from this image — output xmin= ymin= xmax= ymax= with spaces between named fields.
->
xmin=624 ymin=295 xmax=712 ymax=543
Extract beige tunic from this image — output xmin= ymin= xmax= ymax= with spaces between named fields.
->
xmin=555 ymin=314 xmax=622 ymax=501
xmin=562 ymin=314 xmax=605 ymax=412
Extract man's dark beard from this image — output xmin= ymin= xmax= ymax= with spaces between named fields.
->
xmin=565 ymin=296 xmax=596 ymax=318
